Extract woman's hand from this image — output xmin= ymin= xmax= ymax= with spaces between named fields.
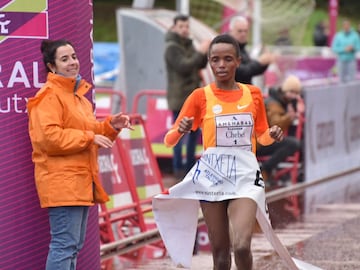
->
xmin=94 ymin=134 xmax=114 ymax=148
xmin=111 ymin=113 xmax=133 ymax=130
xmin=269 ymin=125 xmax=284 ymax=142
xmin=178 ymin=116 xmax=194 ymax=134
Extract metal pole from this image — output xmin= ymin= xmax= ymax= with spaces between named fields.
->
xmin=176 ymin=0 xmax=190 ymax=15
xmin=132 ymin=0 xmax=155 ymax=9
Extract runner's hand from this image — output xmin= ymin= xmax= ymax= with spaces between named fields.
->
xmin=178 ymin=116 xmax=194 ymax=134
xmin=269 ymin=125 xmax=283 ymax=142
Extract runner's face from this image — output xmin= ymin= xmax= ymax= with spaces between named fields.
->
xmin=209 ymin=43 xmax=240 ymax=83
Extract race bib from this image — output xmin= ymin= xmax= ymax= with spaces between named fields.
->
xmin=215 ymin=113 xmax=253 ymax=150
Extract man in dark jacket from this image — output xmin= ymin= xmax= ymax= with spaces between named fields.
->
xmin=313 ymin=20 xmax=328 ymax=47
xmin=229 ymin=16 xmax=274 ymax=84
xmin=164 ymin=14 xmax=209 ymax=180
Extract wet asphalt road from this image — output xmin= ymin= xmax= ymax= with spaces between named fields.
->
xmin=104 ymin=202 xmax=360 ymax=270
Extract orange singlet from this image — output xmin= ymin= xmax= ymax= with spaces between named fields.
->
xmin=202 ymin=83 xmax=257 ymax=152
xmin=164 ymin=82 xmax=274 ymax=152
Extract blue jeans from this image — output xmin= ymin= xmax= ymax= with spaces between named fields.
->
xmin=46 ymin=206 xmax=90 ymax=270
xmin=172 ymin=110 xmax=201 ymax=174
xmin=337 ymin=59 xmax=357 ymax=83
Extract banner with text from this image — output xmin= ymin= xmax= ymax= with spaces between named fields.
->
xmin=0 ymin=1 xmax=98 ymax=269
xmin=304 ymin=82 xmax=360 ymax=213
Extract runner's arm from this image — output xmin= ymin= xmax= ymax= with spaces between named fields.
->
xmin=164 ymin=89 xmax=203 ymax=147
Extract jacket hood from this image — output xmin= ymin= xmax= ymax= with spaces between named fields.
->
xmin=268 ymin=87 xmax=280 ymax=97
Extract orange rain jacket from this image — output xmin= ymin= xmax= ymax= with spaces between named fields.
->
xmin=27 ymin=73 xmax=118 ymax=208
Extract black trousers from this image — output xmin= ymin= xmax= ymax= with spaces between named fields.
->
xmin=256 ymin=136 xmax=301 ymax=174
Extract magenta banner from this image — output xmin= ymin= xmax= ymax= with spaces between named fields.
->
xmin=0 ymin=1 xmax=100 ymax=269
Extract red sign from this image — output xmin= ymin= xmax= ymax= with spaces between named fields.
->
xmin=328 ymin=0 xmax=338 ymax=45
xmin=98 ymin=147 xmax=130 ymax=197
xmin=118 ymin=115 xmax=164 ymax=199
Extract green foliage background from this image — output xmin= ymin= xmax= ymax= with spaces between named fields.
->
xmin=93 ymin=0 xmax=360 ymax=45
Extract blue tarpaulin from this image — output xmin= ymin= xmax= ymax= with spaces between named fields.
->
xmin=93 ymin=42 xmax=120 ymax=86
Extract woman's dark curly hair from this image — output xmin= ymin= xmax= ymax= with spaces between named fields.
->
xmin=40 ymin=39 xmax=74 ymax=72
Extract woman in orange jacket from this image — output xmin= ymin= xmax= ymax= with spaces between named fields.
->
xmin=162 ymin=34 xmax=283 ymax=270
xmin=27 ymin=39 xmax=132 ymax=270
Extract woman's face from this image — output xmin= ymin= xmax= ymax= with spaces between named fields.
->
xmin=48 ymin=44 xmax=80 ymax=78
xmin=208 ymin=43 xmax=240 ymax=83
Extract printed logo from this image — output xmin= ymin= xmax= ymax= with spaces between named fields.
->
xmin=237 ymin=104 xmax=249 ymax=110
xmin=0 ymin=0 xmax=48 ymax=44
xmin=212 ymin=104 xmax=222 ymax=114
xmin=216 ymin=114 xmax=253 ymax=127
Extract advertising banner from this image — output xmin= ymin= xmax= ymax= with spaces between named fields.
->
xmin=304 ymin=82 xmax=360 ymax=213
xmin=0 ymin=1 xmax=99 ymax=269
xmin=118 ymin=117 xmax=164 ymax=200
xmin=98 ymin=146 xmax=133 ymax=208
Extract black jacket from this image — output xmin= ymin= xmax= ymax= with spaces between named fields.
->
xmin=235 ymin=42 xmax=268 ymax=84
xmin=313 ymin=23 xmax=328 ymax=47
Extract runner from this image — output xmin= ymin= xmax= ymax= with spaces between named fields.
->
xmin=154 ymin=34 xmax=283 ymax=270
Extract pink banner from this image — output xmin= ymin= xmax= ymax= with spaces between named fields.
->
xmin=0 ymin=1 xmax=99 ymax=269
xmin=221 ymin=6 xmax=236 ymax=33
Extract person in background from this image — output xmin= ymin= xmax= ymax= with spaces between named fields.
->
xmin=257 ymin=75 xmax=304 ymax=185
xmin=274 ymin=28 xmax=293 ymax=46
xmin=27 ymin=39 xmax=132 ymax=270
xmin=313 ymin=20 xmax=329 ymax=47
xmin=163 ymin=34 xmax=283 ymax=270
xmin=164 ymin=14 xmax=210 ymax=180
xmin=228 ymin=15 xmax=274 ymax=84
xmin=331 ymin=19 xmax=360 ymax=83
